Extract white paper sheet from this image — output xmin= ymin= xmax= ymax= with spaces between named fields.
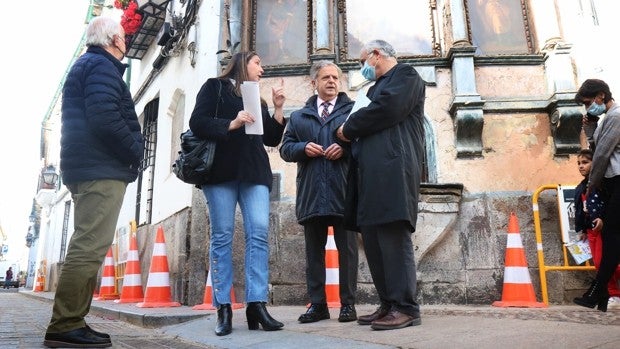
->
xmin=347 ymin=94 xmax=371 ymax=121
xmin=240 ymin=81 xmax=263 ymax=135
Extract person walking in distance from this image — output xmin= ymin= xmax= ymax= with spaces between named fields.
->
xmin=280 ymin=60 xmax=359 ymax=323
xmin=44 ymin=16 xmax=144 ymax=348
xmin=336 ymin=39 xmax=425 ymax=330
xmin=189 ymin=51 xmax=286 ymax=336
xmin=4 ymin=267 xmax=13 ymax=289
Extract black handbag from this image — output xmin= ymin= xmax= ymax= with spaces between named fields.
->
xmin=172 ymin=131 xmax=217 ymax=185
xmin=172 ymin=80 xmax=222 ymax=185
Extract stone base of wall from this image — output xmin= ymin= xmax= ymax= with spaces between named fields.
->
xmin=143 ymin=186 xmax=594 ymax=306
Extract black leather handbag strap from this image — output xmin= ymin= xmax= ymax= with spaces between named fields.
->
xmin=214 ymin=78 xmax=222 ymax=119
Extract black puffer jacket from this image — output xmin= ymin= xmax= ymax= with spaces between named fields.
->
xmin=60 ymin=46 xmax=144 ymax=184
xmin=280 ymin=93 xmax=354 ymax=223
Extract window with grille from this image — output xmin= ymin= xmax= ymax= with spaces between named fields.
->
xmin=136 ymin=98 xmax=158 ymax=225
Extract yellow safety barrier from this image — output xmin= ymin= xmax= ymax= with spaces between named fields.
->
xmin=114 ymin=220 xmax=138 ymax=294
xmin=532 ymin=184 xmax=595 ymax=305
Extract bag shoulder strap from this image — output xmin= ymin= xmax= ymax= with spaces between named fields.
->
xmin=215 ymin=79 xmax=223 ymax=119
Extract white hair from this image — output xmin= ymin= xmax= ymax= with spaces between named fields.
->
xmin=86 ymin=16 xmax=122 ymax=47
xmin=363 ymin=40 xmax=397 ymax=58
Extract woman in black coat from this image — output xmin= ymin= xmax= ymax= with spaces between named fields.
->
xmin=189 ymin=52 xmax=286 ymax=336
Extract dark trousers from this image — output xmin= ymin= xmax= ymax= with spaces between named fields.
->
xmin=47 ymin=180 xmax=127 ymax=333
xmin=361 ymin=221 xmax=419 ymax=316
xmin=597 ymin=176 xmax=620 ymax=287
xmin=303 ymin=218 xmax=358 ymax=305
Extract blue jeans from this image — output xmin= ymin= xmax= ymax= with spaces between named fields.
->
xmin=202 ymin=181 xmax=270 ymax=307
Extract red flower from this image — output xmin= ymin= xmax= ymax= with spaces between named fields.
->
xmin=121 ymin=1 xmax=142 ymax=36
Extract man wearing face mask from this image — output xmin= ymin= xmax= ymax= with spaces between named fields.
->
xmin=44 ymin=16 xmax=143 ymax=348
xmin=336 ymin=40 xmax=425 ymax=330
xmin=573 ymin=79 xmax=620 ymax=312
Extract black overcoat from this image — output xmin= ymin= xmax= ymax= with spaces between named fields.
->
xmin=342 ymin=64 xmax=425 ymax=230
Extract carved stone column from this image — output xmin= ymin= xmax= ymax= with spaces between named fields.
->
xmin=445 ymin=0 xmax=484 ymax=158
xmin=311 ymin=0 xmax=335 ymax=62
xmin=545 ymin=43 xmax=581 ymax=155
xmin=449 ymin=0 xmax=469 ymax=45
xmin=529 ymin=0 xmax=581 ymax=155
xmin=448 ymin=46 xmax=484 ymax=158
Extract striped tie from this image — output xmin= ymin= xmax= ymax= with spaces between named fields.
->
xmin=321 ymin=102 xmax=331 ymax=122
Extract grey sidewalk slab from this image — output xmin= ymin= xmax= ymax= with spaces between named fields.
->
xmin=19 ymin=290 xmax=620 ymax=349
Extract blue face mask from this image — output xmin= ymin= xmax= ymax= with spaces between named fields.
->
xmin=360 ymin=53 xmax=376 ymax=81
xmin=587 ymin=100 xmax=606 ymax=116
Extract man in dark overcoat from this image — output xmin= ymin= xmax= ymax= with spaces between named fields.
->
xmin=336 ymin=39 xmax=425 ymax=330
xmin=281 ymin=61 xmax=359 ymax=323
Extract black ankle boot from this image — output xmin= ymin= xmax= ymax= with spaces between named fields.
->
xmin=246 ymin=302 xmax=284 ymax=331
xmin=215 ymin=304 xmax=232 ymax=336
xmin=573 ymin=280 xmax=610 ymax=312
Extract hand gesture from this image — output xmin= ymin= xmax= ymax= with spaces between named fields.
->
xmin=336 ymin=124 xmax=350 ymax=142
xmin=324 ymin=143 xmax=343 ymax=160
xmin=305 ymin=142 xmax=324 ymax=158
xmin=272 ymin=78 xmax=286 ymax=109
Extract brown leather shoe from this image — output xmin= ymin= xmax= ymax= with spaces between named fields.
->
xmin=357 ymin=305 xmax=389 ymax=325
xmin=370 ymin=310 xmax=421 ymax=330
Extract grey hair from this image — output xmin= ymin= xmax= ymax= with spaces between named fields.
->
xmin=86 ymin=16 xmax=122 ymax=47
xmin=363 ymin=40 xmax=397 ymax=58
xmin=309 ymin=60 xmax=343 ymax=80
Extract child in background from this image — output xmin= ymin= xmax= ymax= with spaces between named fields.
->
xmin=574 ymin=149 xmax=620 ymax=309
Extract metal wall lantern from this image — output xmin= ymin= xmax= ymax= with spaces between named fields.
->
xmin=41 ymin=165 xmax=59 ymax=187
xmin=136 ymin=0 xmax=170 ymax=16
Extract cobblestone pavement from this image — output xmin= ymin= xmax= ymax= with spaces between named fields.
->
xmin=3 ymin=288 xmax=620 ymax=349
xmin=0 ymin=289 xmax=214 ymax=348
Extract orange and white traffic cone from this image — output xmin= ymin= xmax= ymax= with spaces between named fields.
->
xmin=492 ymin=212 xmax=546 ymax=308
xmin=115 ymin=233 xmax=144 ymax=303
xmin=34 ymin=275 xmax=45 ymax=292
xmin=325 ymin=226 xmax=341 ymax=308
xmin=136 ymin=226 xmax=181 ymax=308
xmin=95 ymin=247 xmax=119 ymax=300
xmin=192 ymin=269 xmax=243 ymax=310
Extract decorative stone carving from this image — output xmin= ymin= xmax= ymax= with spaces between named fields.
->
xmin=414 ymin=183 xmax=463 ymax=264
xmin=448 ymin=46 xmax=484 ymax=158
xmin=549 ymin=105 xmax=583 ymax=156
xmin=451 ymin=104 xmax=484 ymax=158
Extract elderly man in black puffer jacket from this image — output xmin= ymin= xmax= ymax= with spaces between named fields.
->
xmin=44 ymin=16 xmax=143 ymax=349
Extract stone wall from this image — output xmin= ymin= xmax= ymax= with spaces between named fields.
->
xmin=134 ymin=185 xmax=594 ymax=307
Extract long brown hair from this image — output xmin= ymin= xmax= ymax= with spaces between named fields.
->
xmin=218 ymin=51 xmax=258 ymax=97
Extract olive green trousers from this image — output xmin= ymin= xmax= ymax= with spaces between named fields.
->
xmin=47 ymin=179 xmax=127 ymax=333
